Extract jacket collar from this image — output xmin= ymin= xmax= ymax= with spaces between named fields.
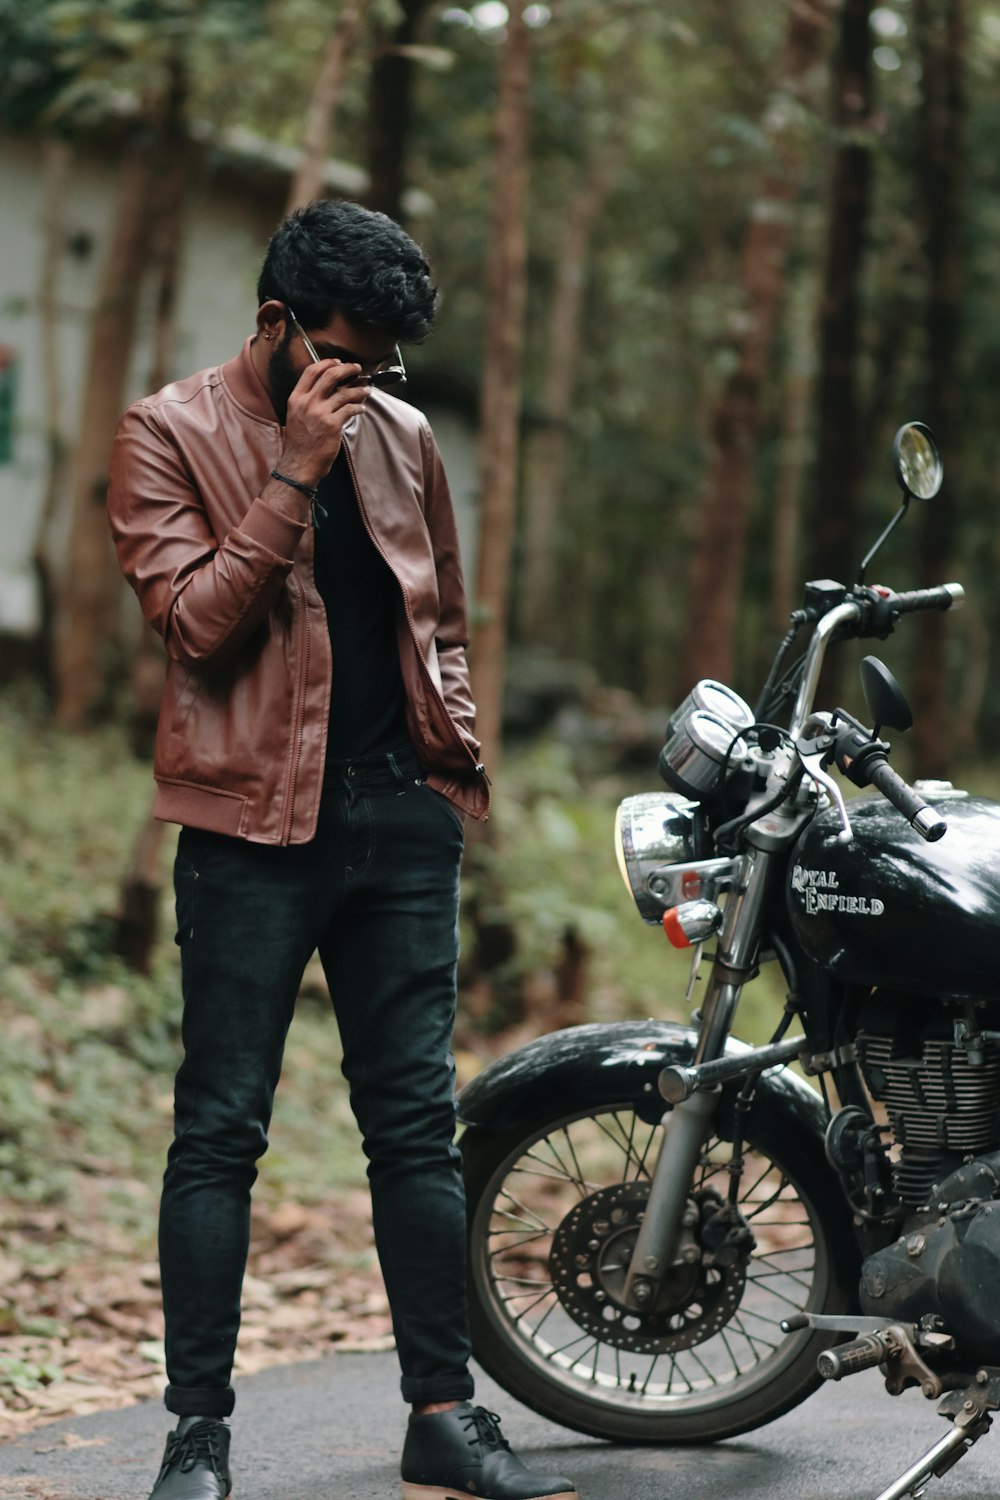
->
xmin=220 ymin=337 xmax=281 ymax=426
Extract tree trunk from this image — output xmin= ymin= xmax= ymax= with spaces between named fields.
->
xmin=366 ymin=0 xmax=434 ymax=222
xmin=129 ymin=57 xmax=190 ymax=751
xmin=810 ymin=0 xmax=876 ymax=609
xmin=113 ymin=812 xmax=169 ymax=975
xmin=146 ymin=60 xmax=189 ymax=398
xmin=770 ymin=251 xmax=819 ymax=631
xmin=463 ymin=2 xmax=532 ymax=1031
xmin=911 ymin=0 xmax=965 ymax=775
xmin=286 ymin=0 xmax=364 ymax=213
xmin=54 ymin=137 xmax=157 ymax=728
xmin=116 ymin=60 xmax=192 ymax=973
xmin=468 ymin=0 xmax=532 ymax=773
xmin=517 ymin=129 xmax=624 ymax=646
xmin=677 ymin=0 xmax=834 ymax=694
xmin=33 ymin=136 xmax=74 ymax=696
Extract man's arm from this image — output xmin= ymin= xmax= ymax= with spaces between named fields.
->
xmin=108 ymin=359 xmax=370 ymax=671
xmin=108 ymin=403 xmax=310 ymax=671
xmin=419 ymin=420 xmax=479 ymax=748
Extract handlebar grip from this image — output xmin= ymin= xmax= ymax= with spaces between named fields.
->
xmin=867 ymin=758 xmax=947 ymax=841
xmin=891 ymin=583 xmax=964 ymax=613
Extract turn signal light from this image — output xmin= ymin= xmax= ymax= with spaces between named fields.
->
xmin=662 ymin=899 xmax=724 ymax=948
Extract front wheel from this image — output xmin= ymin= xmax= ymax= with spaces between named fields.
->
xmin=463 ymin=1097 xmax=856 ymax=1443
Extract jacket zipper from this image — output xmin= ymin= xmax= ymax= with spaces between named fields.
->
xmin=342 ymin=444 xmax=488 ymax=784
xmin=281 ymin=566 xmax=311 ymax=844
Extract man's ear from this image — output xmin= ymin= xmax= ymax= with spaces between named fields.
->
xmin=256 ymin=300 xmax=288 ymax=343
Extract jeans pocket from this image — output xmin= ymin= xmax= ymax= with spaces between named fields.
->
xmin=419 ymin=782 xmax=467 ymax=838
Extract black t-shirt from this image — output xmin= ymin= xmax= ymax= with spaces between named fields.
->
xmin=313 ymin=451 xmax=408 ymax=760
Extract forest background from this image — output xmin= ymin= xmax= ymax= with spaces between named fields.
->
xmin=0 ymin=0 xmax=996 ymax=1438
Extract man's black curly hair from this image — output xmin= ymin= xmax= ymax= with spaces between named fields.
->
xmin=257 ymin=199 xmax=437 ymax=342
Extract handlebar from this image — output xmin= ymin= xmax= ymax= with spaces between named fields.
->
xmin=864 ymin=756 xmax=947 ymax=842
xmin=789 ymin=583 xmax=964 ymax=736
xmin=886 ymin=583 xmax=964 ymax=615
xmin=832 ymin=728 xmax=948 ymax=841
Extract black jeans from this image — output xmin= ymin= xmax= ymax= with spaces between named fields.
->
xmin=159 ymin=746 xmax=474 ymax=1417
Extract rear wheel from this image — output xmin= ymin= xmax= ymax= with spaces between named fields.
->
xmin=463 ymin=1099 xmax=854 ymax=1443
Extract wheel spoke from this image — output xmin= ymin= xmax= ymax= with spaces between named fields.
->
xmin=591 ymin=1110 xmax=656 ymax=1179
xmin=502 ymin=1286 xmax=554 ymax=1321
xmin=488 ymin=1228 xmax=551 ymax=1257
xmin=511 ymin=1153 xmax=595 ymax=1192
xmin=494 ymin=1188 xmax=554 ymax=1234
xmin=640 ymin=1353 xmax=662 ymax=1395
xmin=719 ymin=1328 xmax=743 ymax=1376
xmin=728 ymin=1312 xmax=780 ymax=1353
xmin=665 ymin=1353 xmax=693 ymax=1394
xmin=744 ymin=1275 xmax=812 ymax=1311
xmin=683 ymin=1344 xmax=720 ymax=1387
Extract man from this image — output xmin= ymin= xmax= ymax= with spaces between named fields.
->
xmin=108 ymin=200 xmax=578 ymax=1500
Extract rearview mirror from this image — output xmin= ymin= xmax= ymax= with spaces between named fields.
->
xmin=858 ymin=422 xmax=944 ymax=584
xmin=860 ymin=655 xmax=913 ymax=733
xmin=893 ymin=422 xmax=943 ymax=502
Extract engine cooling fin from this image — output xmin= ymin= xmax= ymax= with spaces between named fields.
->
xmin=857 ymin=1013 xmax=1000 ymax=1208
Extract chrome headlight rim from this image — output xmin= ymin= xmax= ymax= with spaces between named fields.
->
xmin=615 ymin=792 xmax=738 ymax=924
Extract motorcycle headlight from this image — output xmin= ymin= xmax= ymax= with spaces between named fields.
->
xmin=615 ymin=792 xmax=739 ymax=924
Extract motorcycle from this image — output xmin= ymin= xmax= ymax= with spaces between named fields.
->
xmin=458 ymin=423 xmax=1000 ymax=1500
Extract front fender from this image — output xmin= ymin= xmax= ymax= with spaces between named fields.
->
xmin=458 ymin=1019 xmax=831 ymax=1143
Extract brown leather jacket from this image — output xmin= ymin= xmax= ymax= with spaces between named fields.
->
xmin=108 ymin=339 xmax=489 ymax=843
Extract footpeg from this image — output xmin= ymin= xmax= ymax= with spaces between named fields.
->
xmin=818 ymin=1332 xmax=890 ymax=1381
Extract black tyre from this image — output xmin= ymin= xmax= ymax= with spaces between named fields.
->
xmin=463 ymin=1097 xmax=856 ymax=1443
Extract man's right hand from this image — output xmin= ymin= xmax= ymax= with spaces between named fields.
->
xmin=277 ymin=360 xmax=371 ymax=487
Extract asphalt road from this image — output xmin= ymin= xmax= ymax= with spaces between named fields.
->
xmin=0 ymin=1354 xmax=997 ymax=1500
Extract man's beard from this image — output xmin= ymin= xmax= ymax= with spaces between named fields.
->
xmin=267 ymin=332 xmax=300 ymax=424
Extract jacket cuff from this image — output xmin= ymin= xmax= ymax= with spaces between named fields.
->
xmin=240 ymin=497 xmax=308 ymax=561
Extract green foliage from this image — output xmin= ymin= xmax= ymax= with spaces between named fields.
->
xmin=0 ymin=1353 xmax=62 ymax=1394
xmin=0 ymin=0 xmax=267 ymax=129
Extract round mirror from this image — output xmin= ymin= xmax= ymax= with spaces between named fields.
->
xmin=892 ymin=421 xmax=943 ymax=501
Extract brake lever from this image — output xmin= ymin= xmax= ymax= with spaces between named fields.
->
xmin=796 ymin=733 xmax=854 ymax=843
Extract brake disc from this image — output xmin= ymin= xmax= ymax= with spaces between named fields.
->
xmin=549 ymin=1181 xmax=746 ymax=1354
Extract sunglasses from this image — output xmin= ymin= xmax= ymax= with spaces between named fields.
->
xmin=284 ymin=305 xmax=407 ymax=390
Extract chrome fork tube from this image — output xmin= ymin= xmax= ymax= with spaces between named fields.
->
xmin=624 ymin=849 xmax=771 ymax=1306
xmin=694 ymin=846 xmax=771 ymax=1063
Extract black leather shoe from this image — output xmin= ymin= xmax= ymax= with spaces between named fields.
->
xmin=148 ymin=1419 xmax=232 ymax=1500
xmin=400 ymin=1402 xmax=578 ymax=1500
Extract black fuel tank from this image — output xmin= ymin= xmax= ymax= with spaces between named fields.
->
xmin=787 ymin=791 xmax=1000 ymax=999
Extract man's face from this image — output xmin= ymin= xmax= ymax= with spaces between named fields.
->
xmin=266 ymin=310 xmax=400 ymax=424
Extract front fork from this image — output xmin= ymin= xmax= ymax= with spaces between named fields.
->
xmin=623 ymin=846 xmax=772 ymax=1309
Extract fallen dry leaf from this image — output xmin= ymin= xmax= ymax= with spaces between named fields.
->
xmin=1 ymin=1193 xmax=390 ymax=1437
xmin=33 ymin=1433 xmax=110 ymax=1454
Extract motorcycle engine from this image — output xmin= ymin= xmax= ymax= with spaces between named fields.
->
xmin=856 ymin=991 xmax=1000 ymax=1209
xmin=859 ymin=1151 xmax=1000 ymax=1360
xmin=853 ymin=994 xmax=1000 ymax=1358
